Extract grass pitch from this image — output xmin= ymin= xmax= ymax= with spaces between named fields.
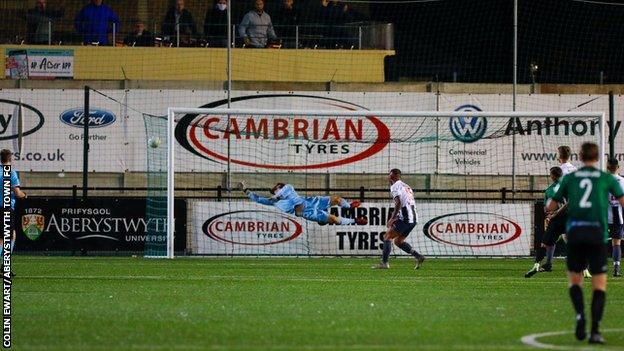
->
xmin=13 ymin=257 xmax=624 ymax=350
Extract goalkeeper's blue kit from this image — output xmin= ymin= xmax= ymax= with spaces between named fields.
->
xmin=246 ymin=184 xmax=303 ymax=214
xmin=300 ymin=196 xmax=331 ymax=223
xmin=246 ymin=184 xmax=331 ymax=224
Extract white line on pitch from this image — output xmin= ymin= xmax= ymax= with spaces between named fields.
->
xmin=520 ymin=328 xmax=624 ymax=350
xmin=18 ymin=275 xmax=569 ymax=283
xmin=17 ymin=342 xmax=528 ymax=351
xmin=21 ymin=275 xmax=165 ymax=280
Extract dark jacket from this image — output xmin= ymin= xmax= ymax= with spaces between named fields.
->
xmin=26 ymin=6 xmax=64 ymax=44
xmin=123 ymin=30 xmax=154 ymax=47
xmin=204 ymin=6 xmax=228 ymax=41
xmin=162 ymin=8 xmax=197 ymax=36
xmin=274 ymin=7 xmax=299 ymax=39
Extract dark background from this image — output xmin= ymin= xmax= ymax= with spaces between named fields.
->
xmin=3 ymin=0 xmax=624 ymax=83
xmin=15 ymin=197 xmax=187 ymax=255
xmin=372 ymin=0 xmax=624 ymax=83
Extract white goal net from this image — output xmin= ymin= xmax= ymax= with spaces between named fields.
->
xmin=144 ymin=108 xmax=604 ymax=258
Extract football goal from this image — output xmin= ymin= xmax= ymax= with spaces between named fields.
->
xmin=143 ymin=108 xmax=605 ymax=258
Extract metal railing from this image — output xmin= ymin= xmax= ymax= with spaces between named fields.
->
xmin=21 ymin=185 xmax=542 ymax=203
xmin=5 ymin=19 xmax=394 ymax=50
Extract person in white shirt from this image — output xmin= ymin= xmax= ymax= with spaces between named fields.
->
xmin=558 ymin=145 xmax=577 ymax=175
xmin=607 ymin=158 xmax=624 ymax=277
xmin=373 ymin=169 xmax=425 ymax=270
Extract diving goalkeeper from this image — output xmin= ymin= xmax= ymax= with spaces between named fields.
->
xmin=237 ymin=181 xmax=368 ymax=225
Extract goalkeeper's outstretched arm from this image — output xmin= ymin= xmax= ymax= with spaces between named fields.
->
xmin=238 ymin=181 xmax=277 ymax=206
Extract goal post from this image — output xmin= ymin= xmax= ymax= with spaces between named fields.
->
xmin=155 ymin=108 xmax=605 ymax=259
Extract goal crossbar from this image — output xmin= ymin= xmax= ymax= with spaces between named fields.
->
xmin=167 ymin=108 xmax=604 ymax=119
xmin=164 ymin=108 xmax=606 ymax=259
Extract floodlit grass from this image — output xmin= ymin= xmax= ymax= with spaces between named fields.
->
xmin=12 ymin=257 xmax=624 ymax=350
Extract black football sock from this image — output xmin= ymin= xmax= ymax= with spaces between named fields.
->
xmin=535 ymin=246 xmax=546 ymax=264
xmin=591 ymin=290 xmax=605 ymax=334
xmin=397 ymin=242 xmax=420 ymax=258
xmin=613 ymin=244 xmax=621 ymax=265
xmin=382 ymin=240 xmax=392 ymax=263
xmin=569 ymin=284 xmax=585 ymax=318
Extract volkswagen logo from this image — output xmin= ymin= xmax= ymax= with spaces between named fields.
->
xmin=449 ymin=104 xmax=487 ymax=143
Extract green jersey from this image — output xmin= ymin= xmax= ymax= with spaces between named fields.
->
xmin=544 ymin=181 xmax=560 ymax=204
xmin=552 ymin=166 xmax=624 ymax=241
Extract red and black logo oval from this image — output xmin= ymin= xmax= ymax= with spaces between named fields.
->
xmin=175 ymin=94 xmax=390 ymax=170
xmin=203 ymin=210 xmax=303 ymax=246
xmin=423 ymin=212 xmax=522 ymax=247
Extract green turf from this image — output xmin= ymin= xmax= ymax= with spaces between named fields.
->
xmin=12 ymin=257 xmax=624 ymax=350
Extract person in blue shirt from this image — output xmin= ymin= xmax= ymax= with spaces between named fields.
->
xmin=238 ymin=181 xmax=367 ymax=225
xmin=74 ymin=0 xmax=120 ymax=45
xmin=1 ymin=149 xmax=26 ymax=277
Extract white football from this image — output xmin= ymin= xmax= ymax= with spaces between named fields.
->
xmin=148 ymin=137 xmax=161 ymax=148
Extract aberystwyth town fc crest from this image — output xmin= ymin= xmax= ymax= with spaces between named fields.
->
xmin=22 ymin=212 xmax=45 ymax=240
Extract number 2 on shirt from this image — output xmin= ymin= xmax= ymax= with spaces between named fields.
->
xmin=579 ymin=178 xmax=592 ymax=208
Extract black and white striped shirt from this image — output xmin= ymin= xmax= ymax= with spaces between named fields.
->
xmin=390 ymin=180 xmax=417 ymax=224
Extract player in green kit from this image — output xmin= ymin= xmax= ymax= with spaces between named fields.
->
xmin=525 ymin=166 xmax=565 ymax=277
xmin=547 ymin=142 xmax=624 ymax=344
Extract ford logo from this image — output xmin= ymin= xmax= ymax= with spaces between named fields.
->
xmin=423 ymin=212 xmax=522 ymax=247
xmin=203 ymin=210 xmax=303 ymax=246
xmin=60 ymin=108 xmax=116 ymax=128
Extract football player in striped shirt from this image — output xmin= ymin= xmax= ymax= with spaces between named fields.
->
xmin=373 ymin=169 xmax=425 ymax=270
xmin=606 ymin=158 xmax=624 ymax=277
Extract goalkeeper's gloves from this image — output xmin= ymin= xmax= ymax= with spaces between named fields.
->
xmin=237 ymin=181 xmax=249 ymax=194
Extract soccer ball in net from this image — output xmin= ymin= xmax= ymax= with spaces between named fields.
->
xmin=147 ymin=137 xmax=161 ymax=148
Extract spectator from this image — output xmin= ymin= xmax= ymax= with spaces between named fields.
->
xmin=162 ymin=0 xmax=197 ymax=37
xmin=123 ymin=20 xmax=154 ymax=47
xmin=331 ymin=1 xmax=349 ymax=22
xmin=204 ymin=0 xmax=229 ymax=47
xmin=316 ymin=0 xmax=337 ymax=47
xmin=330 ymin=1 xmax=355 ymax=48
xmin=317 ymin=0 xmax=334 ymax=24
xmin=26 ymin=0 xmax=64 ymax=44
xmin=316 ymin=0 xmax=347 ymax=48
xmin=275 ymin=0 xmax=299 ymax=48
xmin=238 ymin=0 xmax=277 ymax=48
xmin=74 ymin=0 xmax=120 ymax=45
xmin=339 ymin=1 xmax=366 ymax=23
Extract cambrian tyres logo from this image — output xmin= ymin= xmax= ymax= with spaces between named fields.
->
xmin=423 ymin=212 xmax=521 ymax=247
xmin=449 ymin=104 xmax=487 ymax=143
xmin=203 ymin=210 xmax=303 ymax=246
xmin=175 ymin=94 xmax=390 ymax=170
